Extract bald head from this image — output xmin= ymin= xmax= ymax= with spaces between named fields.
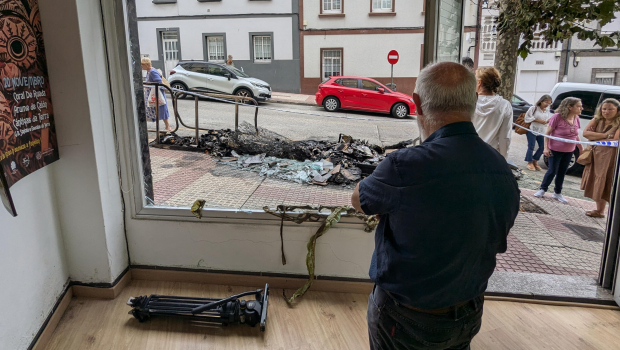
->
xmin=413 ymin=62 xmax=477 ymax=121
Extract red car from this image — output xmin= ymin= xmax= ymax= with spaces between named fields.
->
xmin=315 ymin=76 xmax=416 ymax=118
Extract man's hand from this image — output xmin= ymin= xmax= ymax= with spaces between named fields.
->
xmin=351 ymin=183 xmax=364 ymax=213
xmin=543 ymin=148 xmax=551 ymax=157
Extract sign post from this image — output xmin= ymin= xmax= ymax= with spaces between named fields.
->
xmin=387 ymin=50 xmax=399 ymax=89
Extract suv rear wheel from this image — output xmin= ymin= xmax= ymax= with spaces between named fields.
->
xmin=171 ymin=82 xmax=188 ymax=99
xmin=323 ymin=96 xmax=340 ymax=112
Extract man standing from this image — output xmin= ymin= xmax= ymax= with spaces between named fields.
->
xmin=352 ymin=62 xmax=520 ymax=350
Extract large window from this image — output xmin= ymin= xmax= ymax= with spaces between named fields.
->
xmin=372 ymin=0 xmax=392 ymax=12
xmin=322 ymin=49 xmax=342 ymax=79
xmin=253 ymin=35 xmax=272 ymax=62
xmin=323 ymin=0 xmax=342 ymax=13
xmin=206 ymin=36 xmax=225 ymax=62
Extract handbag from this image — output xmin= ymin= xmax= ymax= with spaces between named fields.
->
xmin=577 ymin=146 xmax=593 ymax=165
xmin=147 ymin=86 xmax=166 ymax=108
xmin=514 ymin=112 xmax=530 ymax=135
xmin=157 ymin=69 xmax=171 ymax=88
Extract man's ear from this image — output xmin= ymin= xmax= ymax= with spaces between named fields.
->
xmin=412 ymin=93 xmax=423 ymax=116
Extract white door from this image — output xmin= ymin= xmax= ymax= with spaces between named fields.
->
xmin=162 ymin=31 xmax=179 ymax=79
xmin=517 ymin=70 xmax=558 ymax=104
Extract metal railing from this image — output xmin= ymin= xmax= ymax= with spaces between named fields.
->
xmin=143 ymin=82 xmax=260 ymax=146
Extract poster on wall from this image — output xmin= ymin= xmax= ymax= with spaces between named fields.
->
xmin=0 ymin=0 xmax=59 ymax=216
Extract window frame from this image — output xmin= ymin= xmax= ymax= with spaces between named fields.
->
xmin=202 ymin=33 xmax=227 ymax=63
xmin=321 ymin=0 xmax=344 ymax=16
xmin=249 ymin=32 xmax=273 ymax=63
xmin=97 ymin=0 xmax=377 ymax=225
xmin=370 ymin=0 xmax=395 ymax=14
xmin=320 ymin=48 xmax=343 ymax=80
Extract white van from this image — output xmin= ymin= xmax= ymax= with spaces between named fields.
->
xmin=550 ymin=83 xmax=620 ymax=118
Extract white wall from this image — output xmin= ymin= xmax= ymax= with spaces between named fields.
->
xmin=37 ymin=0 xmax=128 ymax=284
xmin=304 ymin=33 xmax=423 ymax=78
xmin=136 ymin=0 xmax=293 ymax=17
xmin=0 ymin=168 xmax=69 ymax=350
xmin=138 ymin=17 xmax=294 ymax=61
xmin=568 ymin=56 xmax=620 ymax=83
xmin=127 ymin=220 xmax=374 ymax=278
xmin=303 ymin=0 xmax=424 ymax=29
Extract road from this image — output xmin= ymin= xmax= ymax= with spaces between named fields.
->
xmin=147 ymin=98 xmax=592 ymax=199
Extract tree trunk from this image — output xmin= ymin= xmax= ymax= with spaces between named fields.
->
xmin=494 ymin=0 xmax=520 ymax=101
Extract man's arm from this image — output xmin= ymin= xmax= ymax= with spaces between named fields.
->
xmin=350 ymin=155 xmax=401 ymax=215
xmin=351 ymin=183 xmax=363 ymax=213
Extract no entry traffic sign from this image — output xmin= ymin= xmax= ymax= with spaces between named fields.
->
xmin=388 ymin=50 xmax=399 ymax=65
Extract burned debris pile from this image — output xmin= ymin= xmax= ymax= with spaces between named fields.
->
xmin=156 ymin=122 xmax=413 ymax=186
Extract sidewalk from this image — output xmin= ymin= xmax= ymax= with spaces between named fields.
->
xmin=269 ymin=91 xmax=316 ymax=106
xmin=150 ymin=147 xmax=605 ymax=280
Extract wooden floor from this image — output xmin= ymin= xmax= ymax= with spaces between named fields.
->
xmin=44 ymin=280 xmax=620 ymax=350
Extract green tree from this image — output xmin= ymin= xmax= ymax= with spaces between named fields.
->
xmin=494 ymin=0 xmax=620 ymax=100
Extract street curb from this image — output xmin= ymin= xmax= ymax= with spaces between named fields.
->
xmin=266 ymin=99 xmax=318 ymax=107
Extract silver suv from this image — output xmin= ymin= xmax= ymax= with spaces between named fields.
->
xmin=168 ymin=61 xmax=272 ymax=102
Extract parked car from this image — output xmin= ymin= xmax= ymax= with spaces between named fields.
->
xmin=168 ymin=61 xmax=272 ymax=102
xmin=549 ymin=82 xmax=620 ymax=118
xmin=511 ymin=94 xmax=532 ymax=123
xmin=315 ymin=76 xmax=416 ymax=118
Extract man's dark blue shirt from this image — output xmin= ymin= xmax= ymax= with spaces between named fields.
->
xmin=359 ymin=121 xmax=520 ymax=310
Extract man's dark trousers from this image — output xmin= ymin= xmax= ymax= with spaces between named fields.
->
xmin=367 ymin=286 xmax=484 ymax=350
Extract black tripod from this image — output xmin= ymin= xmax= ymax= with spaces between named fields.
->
xmin=127 ymin=283 xmax=269 ymax=331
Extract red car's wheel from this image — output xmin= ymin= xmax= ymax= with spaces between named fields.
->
xmin=391 ymin=103 xmax=409 ymax=119
xmin=323 ymin=96 xmax=340 ymax=112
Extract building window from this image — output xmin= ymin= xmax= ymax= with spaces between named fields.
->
xmin=595 ymin=73 xmax=616 ymax=85
xmin=206 ymin=36 xmax=225 ymax=62
xmin=323 ymin=0 xmax=342 ymax=13
xmin=322 ymin=49 xmax=342 ymax=79
xmin=372 ymin=0 xmax=392 ymax=12
xmin=253 ymin=35 xmax=272 ymax=62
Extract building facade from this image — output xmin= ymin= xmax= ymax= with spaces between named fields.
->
xmin=469 ymin=5 xmax=620 ymax=104
xmin=469 ymin=2 xmax=563 ymax=104
xmin=136 ymin=0 xmax=301 ymax=93
xmin=559 ymin=15 xmax=620 ymax=87
xmin=300 ymin=0 xmax=477 ymax=95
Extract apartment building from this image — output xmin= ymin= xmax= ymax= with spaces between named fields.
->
xmin=469 ymin=2 xmax=563 ymax=104
xmin=559 ymin=15 xmax=620 ymax=87
xmin=136 ymin=0 xmax=301 ymax=92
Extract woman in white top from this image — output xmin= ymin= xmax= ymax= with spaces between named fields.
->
xmin=523 ymin=94 xmax=552 ymax=171
xmin=471 ymin=67 xmax=513 ymax=158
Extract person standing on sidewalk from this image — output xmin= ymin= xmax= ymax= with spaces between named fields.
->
xmin=352 ymin=62 xmax=520 ymax=350
xmin=471 ymin=67 xmax=513 ymax=159
xmin=524 ymin=95 xmax=552 ymax=171
xmin=225 ymin=55 xmax=235 ymax=67
xmin=141 ymin=57 xmax=172 ymax=132
xmin=581 ymin=98 xmax=620 ymax=218
xmin=534 ymin=97 xmax=583 ymax=203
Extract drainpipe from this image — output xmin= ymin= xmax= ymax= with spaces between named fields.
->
xmin=563 ymin=38 xmax=572 ymax=81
